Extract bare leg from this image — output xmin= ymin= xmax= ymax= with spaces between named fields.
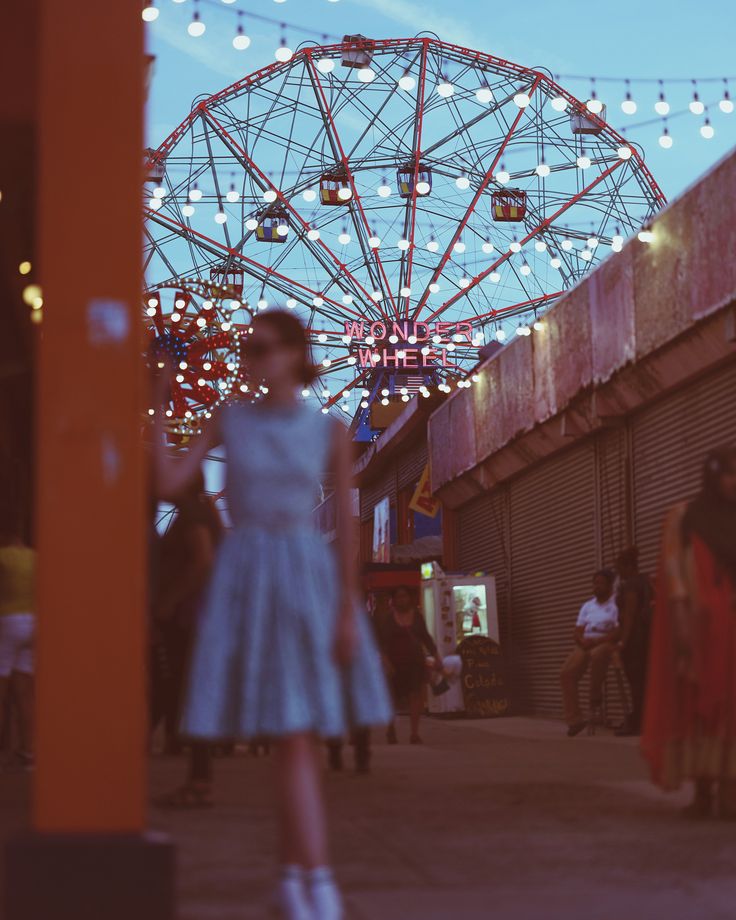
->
xmin=275 ymin=733 xmax=328 ymax=869
xmin=11 ymin=672 xmax=33 ymax=755
xmin=409 ymin=690 xmax=423 ymax=741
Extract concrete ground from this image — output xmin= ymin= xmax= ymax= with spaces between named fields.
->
xmin=3 ymin=717 xmax=736 ymax=919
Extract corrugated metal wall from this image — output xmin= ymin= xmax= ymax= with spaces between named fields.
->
xmin=455 ymin=358 xmax=736 ymax=718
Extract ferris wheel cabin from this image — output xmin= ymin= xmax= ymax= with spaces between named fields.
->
xmin=340 ymin=34 xmax=375 ymax=69
xmin=491 ymin=189 xmax=527 ymax=222
xmin=320 ymin=171 xmax=353 ymax=205
xmin=143 ymin=147 xmax=166 ymax=183
xmin=256 ymin=206 xmax=289 ymax=243
xmin=209 ymin=266 xmax=245 ymax=297
xmin=570 ymin=104 xmax=607 ymax=135
xmin=396 ymin=164 xmax=433 ymax=199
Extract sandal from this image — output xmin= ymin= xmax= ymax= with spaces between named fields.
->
xmin=153 ymin=782 xmax=213 ymax=809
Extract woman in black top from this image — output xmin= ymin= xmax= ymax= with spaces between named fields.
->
xmin=378 ymin=586 xmax=441 ymax=744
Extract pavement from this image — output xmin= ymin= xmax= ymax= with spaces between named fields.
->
xmin=3 ymin=717 xmax=736 ymax=919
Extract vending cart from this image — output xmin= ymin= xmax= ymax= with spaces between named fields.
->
xmin=420 ymin=562 xmax=499 ymax=714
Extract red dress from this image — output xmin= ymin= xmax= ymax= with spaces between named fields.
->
xmin=642 ymin=504 xmax=736 ymax=790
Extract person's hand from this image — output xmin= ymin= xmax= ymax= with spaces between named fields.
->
xmin=333 ymin=612 xmax=358 ymax=667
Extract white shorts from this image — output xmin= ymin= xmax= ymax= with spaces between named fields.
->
xmin=0 ymin=613 xmax=35 ymax=677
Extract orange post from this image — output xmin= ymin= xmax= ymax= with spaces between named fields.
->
xmin=33 ymin=0 xmax=147 ymax=833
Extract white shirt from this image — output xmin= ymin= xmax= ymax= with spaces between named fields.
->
xmin=576 ymin=596 xmax=619 ymax=640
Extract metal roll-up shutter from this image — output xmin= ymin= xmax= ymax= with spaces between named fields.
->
xmin=596 ymin=427 xmax=630 ymax=568
xmin=456 ymin=489 xmax=511 ymax=652
xmin=397 ymin=441 xmax=428 ymax=491
xmin=632 ymin=360 xmax=736 ymax=578
xmin=359 ymin=466 xmax=397 ymax=522
xmin=509 ymin=443 xmax=597 ymax=716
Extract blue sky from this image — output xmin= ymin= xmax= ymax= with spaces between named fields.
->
xmin=147 ymin=0 xmax=736 ymax=202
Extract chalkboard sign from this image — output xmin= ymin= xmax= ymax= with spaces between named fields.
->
xmin=457 ymin=636 xmax=509 ymax=718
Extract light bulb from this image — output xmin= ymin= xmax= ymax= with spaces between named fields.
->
xmin=306 ymin=229 xmax=320 ymax=241
xmin=455 ymin=175 xmax=470 ymax=190
xmin=337 ymin=187 xmax=352 ymax=201
xmin=226 ymin=189 xmax=239 ymax=202
xmin=482 ymin=241 xmax=495 ymax=254
xmin=188 ymin=18 xmax=206 ymax=37
xmin=458 ymin=277 xmax=471 ymax=288
xmin=276 ymin=224 xmax=288 ymax=236
xmin=275 ymin=46 xmax=293 ymax=63
xmin=377 ymin=184 xmax=391 ymax=198
xmin=621 ymin=98 xmax=637 ymax=115
xmin=533 ymin=241 xmax=547 ymax=253
xmin=587 ymin=237 xmax=599 ymax=249
xmin=371 ymin=291 xmax=383 ymax=301
xmin=638 ymin=230 xmax=655 ymax=243
xmin=700 ymin=121 xmax=715 ymax=139
xmin=257 ymin=298 xmax=268 ymax=309
xmin=437 ymin=82 xmax=454 ymax=98
xmin=426 ymin=240 xmax=439 ymax=253
xmin=152 ymin=186 xmax=165 ymax=199
xmin=233 ymin=31 xmax=251 ymax=51
xmin=397 ymin=238 xmax=410 ymax=251
xmin=561 ymin=238 xmax=573 ymax=251
xmin=416 ymin=180 xmax=431 ymax=195
xmin=149 ymin=197 xmax=162 ymax=210
xmin=581 ymin=249 xmax=593 ymax=261
xmin=551 ymin=96 xmax=567 ymax=112
xmin=245 ymin=218 xmax=259 ymax=230
xmin=146 ymin=306 xmax=157 ymax=317
xmin=509 ymin=241 xmax=521 ymax=253
xmin=400 ymin=286 xmax=411 ymax=296
xmin=617 ymin=146 xmax=632 ymax=160
xmin=514 ymin=92 xmax=531 ymax=108
xmin=719 ymin=96 xmax=734 ymax=114
xmin=520 ymin=264 xmax=531 ymax=276
xmin=490 ymin=272 xmax=501 ymax=283
xmin=429 ymin=283 xmax=440 ymax=293
xmin=368 ymin=236 xmax=381 ymax=248
xmin=689 ymin=99 xmax=705 ymax=115
xmin=317 ymin=58 xmax=335 ymax=74
xmin=496 ymin=170 xmax=510 ymax=185
xmin=189 ymin=187 xmax=202 ymax=201
xmin=611 ymin=235 xmax=624 ymax=252
xmin=655 ymin=98 xmax=670 ymax=116
xmin=399 ymin=75 xmax=416 ymax=91
xmin=263 ymin=189 xmax=278 ymax=203
xmin=286 ymin=298 xmax=297 ymax=308
xmin=338 ymin=232 xmax=351 ymax=245
xmin=142 ymin=4 xmax=159 ymax=22
xmin=577 ymin=155 xmax=591 ymax=169
xmin=342 ymin=294 xmax=354 ymax=304
xmin=550 ymin=257 xmax=562 ymax=269
xmin=358 ymin=67 xmax=375 ymax=83
xmin=586 ymin=98 xmax=603 ymax=114
xmin=182 ymin=204 xmax=195 ymax=217
xmin=453 ymin=241 xmax=466 ymax=254
xmin=496 ymin=329 xmax=507 ymax=342
xmin=476 ymin=87 xmax=494 ymax=103
xmin=215 ymin=211 xmax=227 ymax=224
xmin=536 ymin=162 xmax=550 ymax=177
xmin=317 ymin=331 xmax=327 ymax=340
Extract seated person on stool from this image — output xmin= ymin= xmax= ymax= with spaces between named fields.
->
xmin=560 ymin=569 xmax=620 ymax=737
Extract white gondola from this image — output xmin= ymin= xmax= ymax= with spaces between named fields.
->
xmin=570 ymin=103 xmax=606 ymax=136
xmin=341 ymin=34 xmax=375 ymax=70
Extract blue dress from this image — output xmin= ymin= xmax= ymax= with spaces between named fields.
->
xmin=181 ymin=400 xmax=392 ymax=739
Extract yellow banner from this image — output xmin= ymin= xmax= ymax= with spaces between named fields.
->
xmin=409 ymin=465 xmax=440 ymax=518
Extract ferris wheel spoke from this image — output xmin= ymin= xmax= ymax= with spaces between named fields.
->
xmin=199 ymin=106 xmax=392 ymax=320
xmin=304 ymin=51 xmax=399 ymax=315
xmin=424 ymin=158 xmax=626 ymax=324
xmin=412 ymin=75 xmax=542 ymax=321
xmin=145 ymin=206 xmax=368 ymax=322
xmin=321 ymin=370 xmax=370 ymax=410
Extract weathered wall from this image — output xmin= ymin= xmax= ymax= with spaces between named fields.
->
xmin=429 ymin=148 xmax=736 ymax=505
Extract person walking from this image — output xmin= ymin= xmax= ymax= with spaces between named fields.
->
xmin=559 ymin=570 xmax=620 ymax=737
xmin=378 ymin=586 xmax=442 ymax=745
xmin=614 ymin=546 xmax=653 ymax=736
xmin=642 ymin=446 xmax=736 ymax=819
xmin=0 ymin=507 xmax=36 ymax=770
xmin=153 ymin=472 xmax=223 ymax=807
xmin=152 ymin=309 xmax=391 ymax=919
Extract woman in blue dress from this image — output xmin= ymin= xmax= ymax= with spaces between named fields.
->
xmin=153 ymin=310 xmax=392 ymax=919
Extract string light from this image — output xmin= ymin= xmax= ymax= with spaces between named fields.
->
xmin=689 ymin=82 xmax=704 ymax=115
xmin=496 ymin=165 xmax=510 ymax=184
xmin=437 ymin=78 xmax=454 ymax=98
xmin=233 ymin=13 xmax=251 ymax=50
xmin=377 ymin=179 xmax=391 ymax=197
xmin=476 ymin=84 xmax=494 ymax=103
xmin=655 ymin=82 xmax=670 ymax=116
xmin=513 ymin=91 xmax=531 ymax=108
xmin=398 ymin=71 xmax=416 ymax=91
xmin=455 ymin=173 xmax=470 ymax=190
xmin=187 ymin=2 xmax=206 ymax=37
xmin=720 ymin=81 xmax=734 ymax=113
xmin=142 ymin=2 xmax=159 ymax=22
xmin=658 ymin=123 xmax=673 ymax=148
xmin=621 ymin=80 xmax=637 ymax=114
xmin=551 ymin=96 xmax=567 ymax=112
xmin=358 ymin=67 xmax=376 ymax=83
xmin=317 ymin=57 xmax=335 ymax=74
xmin=275 ymin=27 xmax=292 ymax=62
xmin=700 ymin=116 xmax=715 ymax=139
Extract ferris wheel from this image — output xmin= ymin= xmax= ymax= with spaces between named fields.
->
xmin=143 ymin=35 xmax=665 ymax=433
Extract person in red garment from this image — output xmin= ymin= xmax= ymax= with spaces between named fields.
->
xmin=642 ymin=446 xmax=736 ymax=819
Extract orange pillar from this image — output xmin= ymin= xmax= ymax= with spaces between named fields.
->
xmin=5 ymin=1 xmax=174 ymax=917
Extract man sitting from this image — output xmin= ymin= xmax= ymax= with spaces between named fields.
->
xmin=560 ymin=569 xmax=620 ymax=737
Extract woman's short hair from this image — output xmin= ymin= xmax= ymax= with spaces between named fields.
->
xmin=248 ymin=310 xmax=318 ymax=386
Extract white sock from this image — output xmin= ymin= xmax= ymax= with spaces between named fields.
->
xmin=306 ymin=866 xmax=343 ymax=920
xmin=275 ymin=865 xmax=313 ymax=920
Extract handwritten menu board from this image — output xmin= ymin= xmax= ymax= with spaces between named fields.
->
xmin=457 ymin=636 xmax=509 ymax=718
